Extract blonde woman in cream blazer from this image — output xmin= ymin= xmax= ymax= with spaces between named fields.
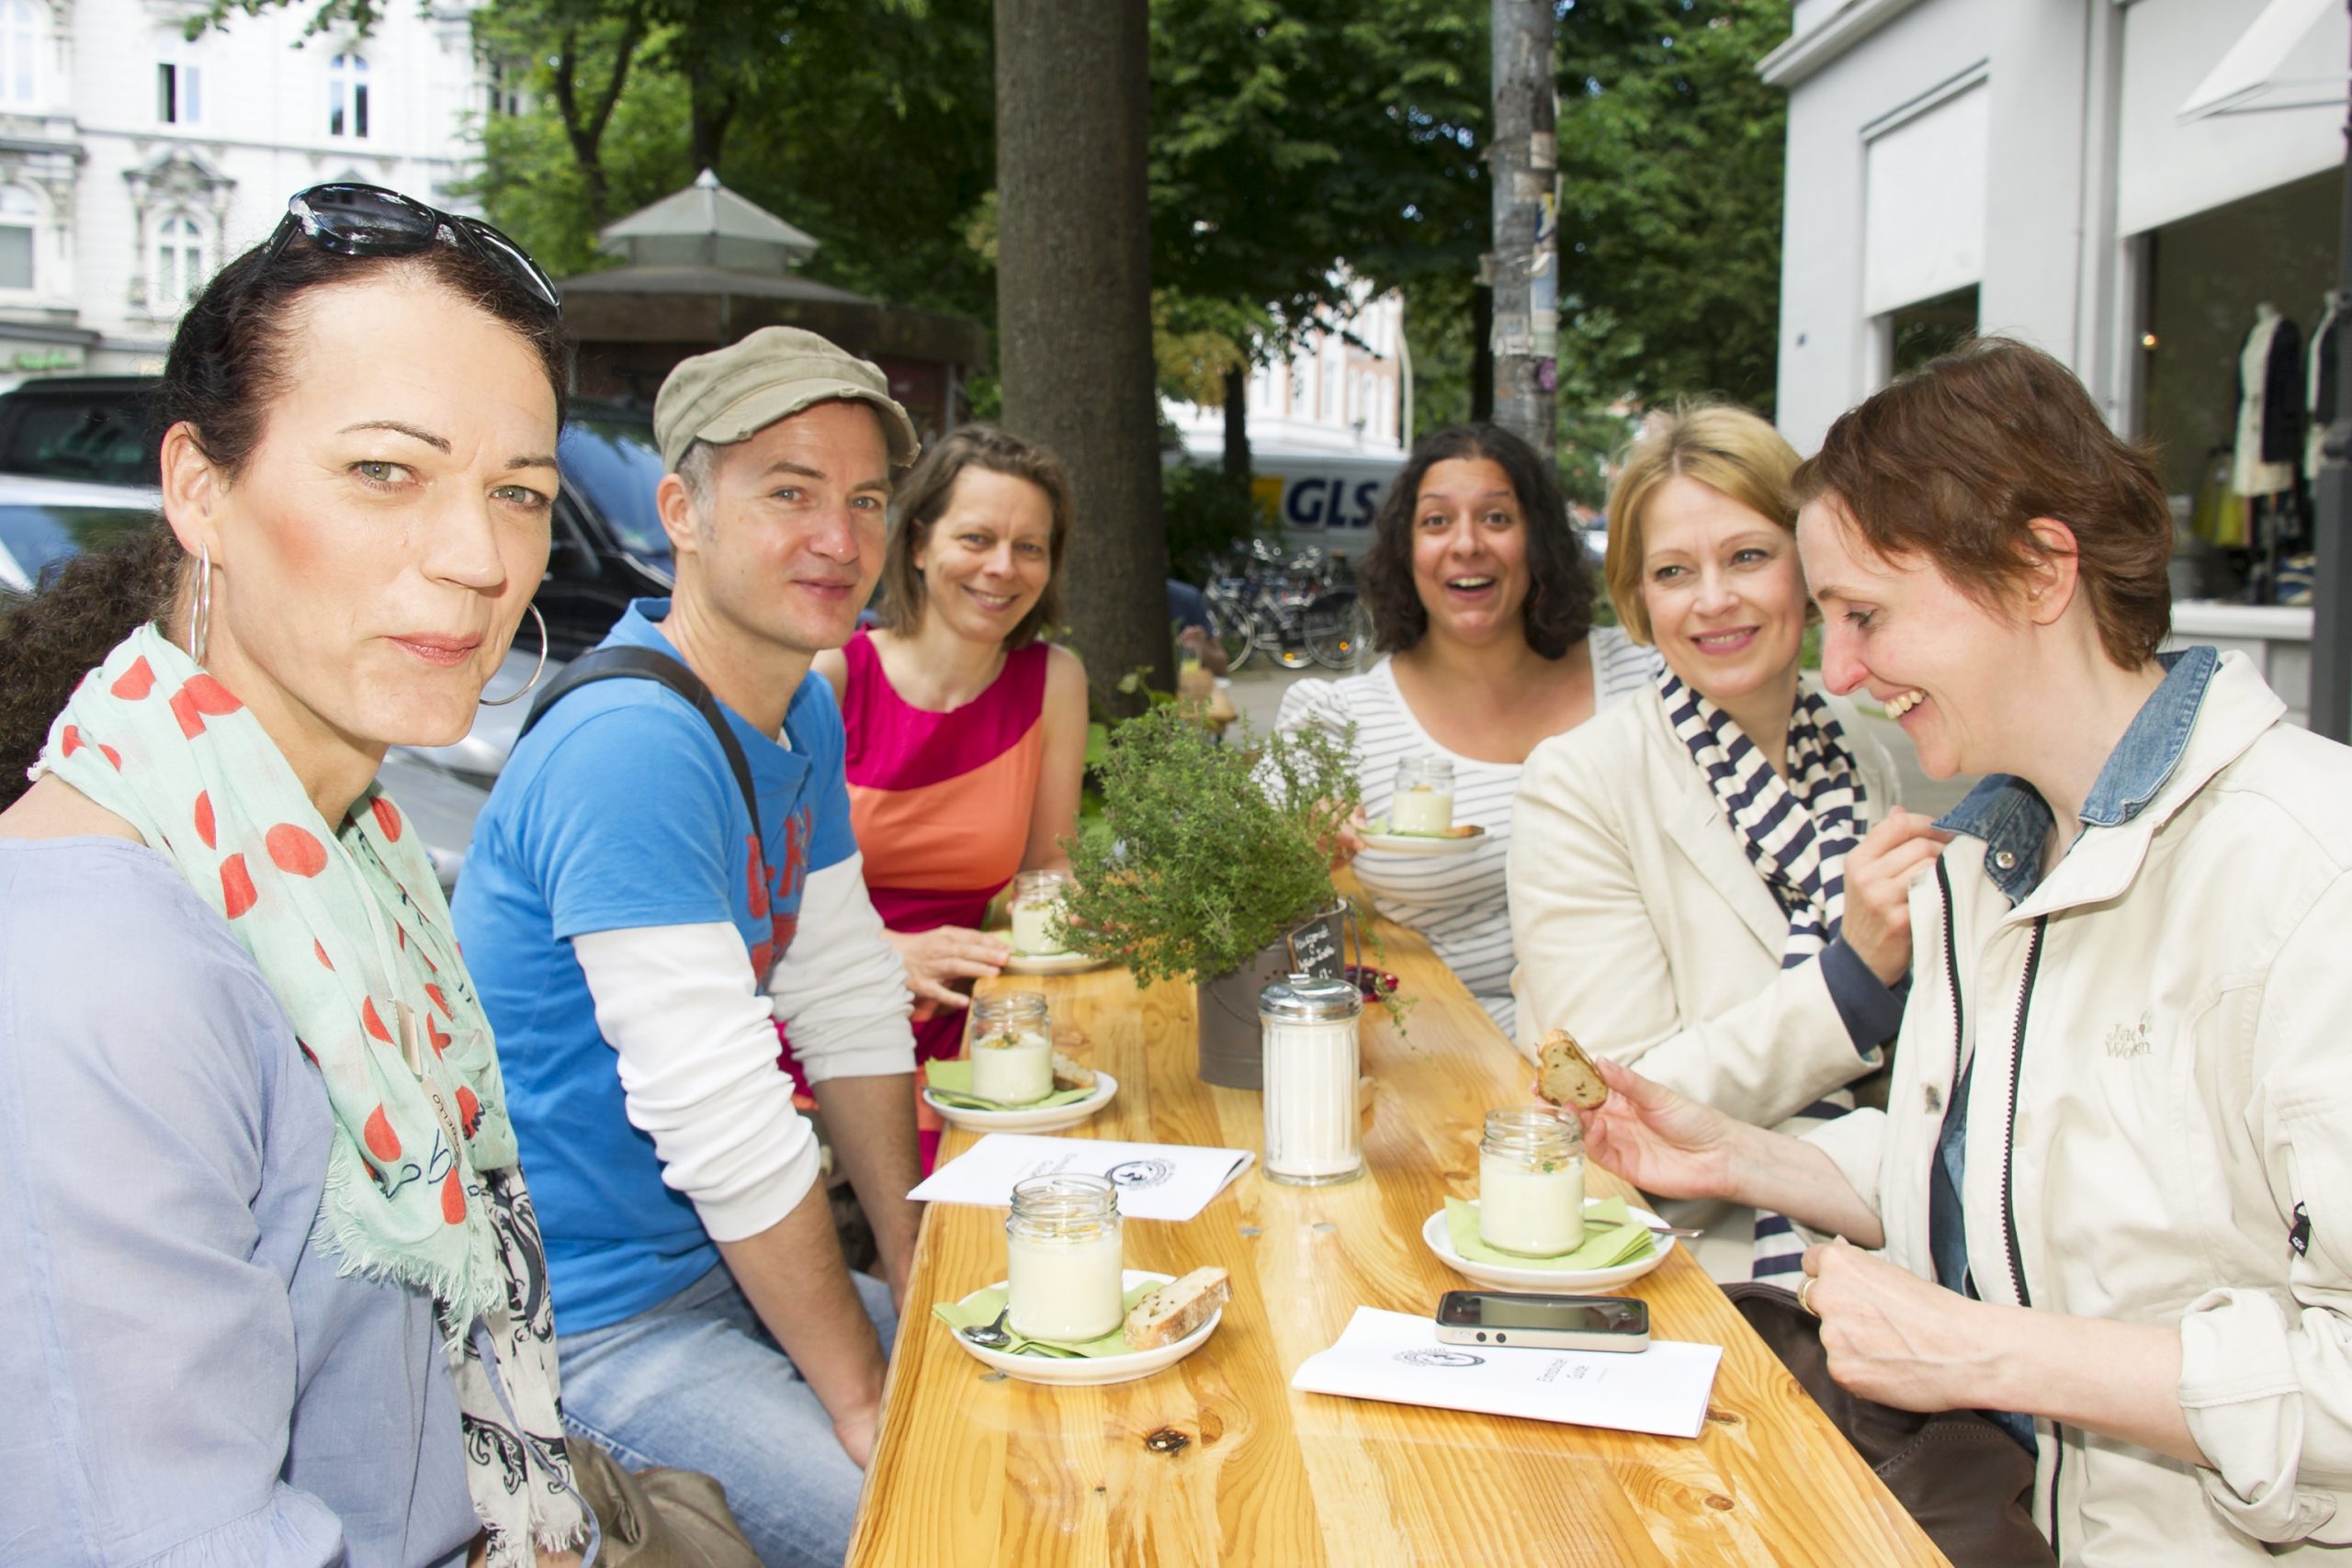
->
xmin=1507 ymin=403 xmax=1945 ymax=1280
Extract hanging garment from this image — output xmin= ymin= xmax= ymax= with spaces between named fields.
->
xmin=2307 ymin=298 xmax=2338 ymax=483
xmin=2193 ymin=447 xmax=2250 ymax=548
xmin=2232 ymin=307 xmax=2302 ymax=498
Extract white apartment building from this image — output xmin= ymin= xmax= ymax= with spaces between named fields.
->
xmin=0 ymin=0 xmax=486 ymax=383
xmin=1165 ymin=283 xmax=1409 ymax=465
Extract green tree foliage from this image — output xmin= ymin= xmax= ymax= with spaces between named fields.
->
xmin=1148 ymin=0 xmax=1488 ymax=332
xmin=1554 ymin=0 xmax=1792 ymax=414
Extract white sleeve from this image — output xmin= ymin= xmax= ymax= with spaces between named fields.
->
xmin=764 ymin=854 xmax=917 ymax=1084
xmin=572 ymin=922 xmax=820 ymax=1244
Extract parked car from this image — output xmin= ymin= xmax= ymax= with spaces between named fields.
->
xmin=0 ymin=472 xmax=164 ymax=592
xmin=0 ymin=389 xmax=676 ymax=889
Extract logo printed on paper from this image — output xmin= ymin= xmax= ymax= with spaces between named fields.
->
xmin=2103 ymin=1011 xmax=2154 ymax=1059
xmin=1394 ymin=1348 xmax=1484 ymax=1369
xmin=1105 ymin=1158 xmax=1175 ymax=1190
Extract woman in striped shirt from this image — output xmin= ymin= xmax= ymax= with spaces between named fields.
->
xmin=1277 ymin=423 xmax=1657 ymax=1036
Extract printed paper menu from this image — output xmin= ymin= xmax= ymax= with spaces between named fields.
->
xmin=908 ymin=1134 xmax=1257 ymax=1222
xmin=1290 ymin=1306 xmax=1724 ymax=1438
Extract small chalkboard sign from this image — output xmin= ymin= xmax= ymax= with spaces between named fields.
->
xmin=1285 ymin=910 xmax=1343 ymax=978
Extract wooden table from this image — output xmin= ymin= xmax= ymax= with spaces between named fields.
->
xmin=849 ymin=921 xmax=1948 ymax=1567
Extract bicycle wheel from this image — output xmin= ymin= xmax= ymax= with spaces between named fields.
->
xmin=1206 ymin=600 xmax=1256 ymax=673
xmin=1304 ymin=591 xmax=1373 ymax=671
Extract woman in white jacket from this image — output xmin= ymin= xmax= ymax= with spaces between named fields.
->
xmin=1509 ymin=404 xmax=1944 ymax=1280
xmin=1579 ymin=338 xmax=2352 ymax=1563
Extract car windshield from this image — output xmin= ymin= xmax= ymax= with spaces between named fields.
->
xmin=0 ymin=397 xmax=159 ymax=488
xmin=560 ymin=416 xmax=670 ymax=575
xmin=0 ymin=502 xmax=153 ymax=590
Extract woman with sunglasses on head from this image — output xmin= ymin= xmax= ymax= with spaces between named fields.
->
xmin=0 ymin=187 xmax=589 ymax=1565
xmin=1575 ymin=340 xmax=2352 ymax=1562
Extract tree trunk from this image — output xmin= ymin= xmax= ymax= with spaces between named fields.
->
xmin=1221 ymin=362 xmax=1250 ymax=481
xmin=1471 ymin=281 xmax=1495 ymax=424
xmin=996 ymin=0 xmax=1170 ymax=711
xmin=1489 ymin=0 xmax=1556 ymax=454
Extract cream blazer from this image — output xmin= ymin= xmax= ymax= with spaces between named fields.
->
xmin=1507 ymin=677 xmax=1900 ymax=1122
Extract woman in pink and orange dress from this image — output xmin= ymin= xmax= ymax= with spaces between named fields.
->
xmin=792 ymin=426 xmax=1087 ymax=1163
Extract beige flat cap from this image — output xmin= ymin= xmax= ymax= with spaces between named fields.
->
xmin=652 ymin=325 xmax=922 ymax=471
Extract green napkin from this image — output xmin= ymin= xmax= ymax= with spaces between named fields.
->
xmin=933 ymin=1280 xmax=1159 ymax=1358
xmin=1442 ymin=1196 xmax=1657 ymax=1271
xmin=923 ymin=1058 xmax=1096 ymax=1111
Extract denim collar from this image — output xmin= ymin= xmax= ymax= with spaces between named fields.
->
xmin=1935 ymin=646 xmax=2218 ymax=904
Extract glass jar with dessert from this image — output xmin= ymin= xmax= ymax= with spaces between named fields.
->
xmin=967 ymin=991 xmax=1053 ymax=1105
xmin=1477 ymin=1107 xmax=1586 ymax=1256
xmin=1388 ymin=756 xmax=1455 ymax=834
xmin=1008 ymin=869 xmax=1072 ymax=957
xmin=1005 ymin=1173 xmax=1125 ymax=1341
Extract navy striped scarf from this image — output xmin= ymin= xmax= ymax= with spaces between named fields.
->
xmin=1657 ymin=668 xmax=1865 ymax=969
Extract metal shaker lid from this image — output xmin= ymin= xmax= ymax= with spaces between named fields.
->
xmin=1257 ymin=972 xmax=1364 ymax=1021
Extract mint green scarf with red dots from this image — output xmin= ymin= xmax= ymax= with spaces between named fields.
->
xmin=40 ymin=624 xmax=586 ymax=1563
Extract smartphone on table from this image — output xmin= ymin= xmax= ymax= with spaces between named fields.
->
xmin=1433 ymin=1291 xmax=1650 ymax=1353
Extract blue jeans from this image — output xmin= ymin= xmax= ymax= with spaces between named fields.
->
xmin=556 ymin=1264 xmax=899 ymax=1568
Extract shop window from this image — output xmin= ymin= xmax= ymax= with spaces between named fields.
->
xmin=328 ymin=52 xmax=368 ymax=139
xmin=0 ymin=0 xmax=37 ymax=107
xmin=158 ymin=62 xmax=200 ymax=125
xmin=152 ymin=212 xmax=206 ymax=312
xmin=1888 ymin=286 xmax=1979 ymax=378
xmin=0 ymin=185 xmax=34 ymax=290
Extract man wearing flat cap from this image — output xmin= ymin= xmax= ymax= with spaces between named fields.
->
xmin=456 ymin=326 xmax=923 ymax=1567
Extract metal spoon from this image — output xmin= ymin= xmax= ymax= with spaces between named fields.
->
xmin=962 ymin=1307 xmax=1013 ymax=1348
xmin=1647 ymin=1224 xmax=1705 ymax=1239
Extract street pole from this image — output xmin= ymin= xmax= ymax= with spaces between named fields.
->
xmin=2311 ymin=0 xmax=2352 ymax=742
xmin=1489 ymin=0 xmax=1556 ymax=455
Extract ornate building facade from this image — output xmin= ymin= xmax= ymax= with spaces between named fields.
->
xmin=0 ymin=0 xmax=486 ymax=382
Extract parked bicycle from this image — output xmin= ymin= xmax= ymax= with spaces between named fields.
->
xmin=1200 ymin=542 xmax=1369 ymax=672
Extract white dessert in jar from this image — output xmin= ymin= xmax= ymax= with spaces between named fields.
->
xmin=1388 ymin=785 xmax=1455 ymax=834
xmin=1388 ymin=756 xmax=1456 ymax=834
xmin=969 ymin=1027 xmax=1052 ymax=1104
xmin=1009 ymin=869 xmax=1072 ymax=955
xmin=1005 ymin=1173 xmax=1125 ymax=1341
xmin=1476 ymin=1107 xmax=1587 ymax=1256
xmin=967 ymin=991 xmax=1053 ymax=1104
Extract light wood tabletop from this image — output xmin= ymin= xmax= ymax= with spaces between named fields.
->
xmin=848 ymin=919 xmax=1950 ymax=1567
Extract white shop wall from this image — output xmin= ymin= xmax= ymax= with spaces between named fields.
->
xmin=1862 ymin=78 xmax=1987 ymax=319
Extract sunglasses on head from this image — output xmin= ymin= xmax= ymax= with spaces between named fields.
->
xmin=264 ymin=182 xmax=561 ymax=317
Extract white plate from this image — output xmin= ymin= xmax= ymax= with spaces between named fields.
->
xmin=1001 ymin=950 xmax=1112 ymax=976
xmin=1421 ymin=1201 xmax=1677 ymax=1292
xmin=922 ymin=1069 xmax=1117 ymax=1134
xmin=945 ymin=1269 xmax=1223 ymax=1385
xmin=1359 ymin=829 xmax=1485 ymax=858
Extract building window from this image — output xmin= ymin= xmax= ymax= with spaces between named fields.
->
xmin=0 ymin=0 xmax=36 ymax=107
xmin=153 ymin=211 xmax=206 ymax=312
xmin=158 ymin=62 xmax=200 ymax=125
xmin=0 ymin=185 xmax=33 ymax=289
xmin=485 ymin=58 xmax=523 ymax=118
xmin=328 ymin=52 xmax=368 ymax=138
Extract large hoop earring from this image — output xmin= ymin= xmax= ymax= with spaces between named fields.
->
xmin=478 ymin=603 xmax=549 ymax=707
xmin=187 ymin=544 xmax=212 ymax=663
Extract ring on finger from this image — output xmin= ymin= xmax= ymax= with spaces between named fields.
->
xmin=1798 ymin=1275 xmax=1820 ymax=1317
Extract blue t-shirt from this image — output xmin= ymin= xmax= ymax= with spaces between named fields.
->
xmin=453 ymin=600 xmax=857 ymax=1333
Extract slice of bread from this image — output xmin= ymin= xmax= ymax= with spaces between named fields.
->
xmin=1052 ymin=1051 xmax=1096 ymax=1091
xmin=1535 ymin=1028 xmax=1609 ymax=1110
xmin=1123 ymin=1266 xmax=1230 ymax=1350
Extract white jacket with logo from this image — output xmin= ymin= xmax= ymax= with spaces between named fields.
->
xmin=1808 ymin=651 xmax=2352 ymax=1562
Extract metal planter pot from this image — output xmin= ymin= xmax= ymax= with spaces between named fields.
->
xmin=1193 ymin=899 xmax=1350 ymax=1089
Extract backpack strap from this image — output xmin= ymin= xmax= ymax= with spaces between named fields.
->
xmin=520 ymin=646 xmax=762 ymax=842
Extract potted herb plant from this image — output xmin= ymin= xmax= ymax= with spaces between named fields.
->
xmin=1056 ymin=702 xmax=1365 ymax=1088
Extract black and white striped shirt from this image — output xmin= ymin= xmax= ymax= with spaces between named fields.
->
xmin=1276 ymin=627 xmax=1658 ymax=1036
